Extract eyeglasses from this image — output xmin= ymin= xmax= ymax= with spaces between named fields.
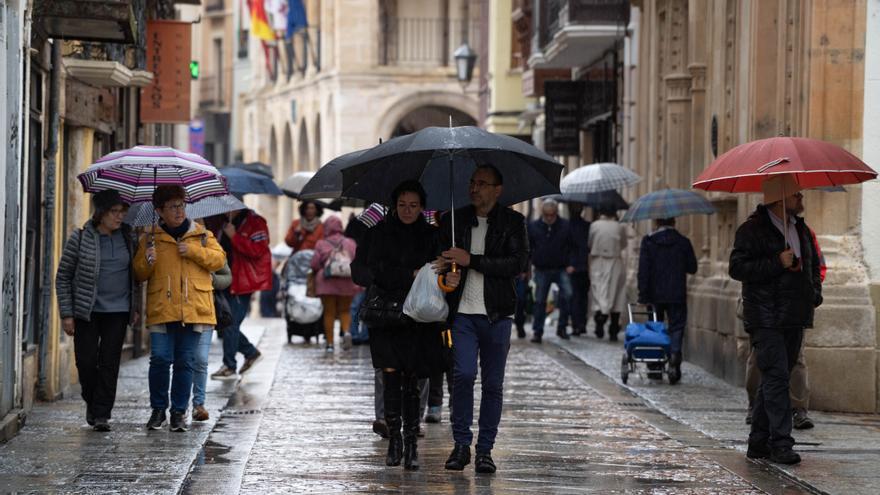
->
xmin=163 ymin=203 xmax=186 ymax=212
xmin=108 ymin=207 xmax=128 ymax=216
xmin=469 ymin=180 xmax=499 ymax=189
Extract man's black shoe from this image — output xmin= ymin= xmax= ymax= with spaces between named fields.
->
xmin=372 ymin=419 xmax=389 ymax=438
xmin=93 ymin=418 xmax=111 ymax=432
xmin=515 ymin=326 xmax=526 ymax=339
xmin=475 ymin=453 xmax=497 ymax=474
xmin=530 ymin=335 xmax=542 ymax=344
xmin=86 ymin=408 xmax=95 ymax=426
xmin=556 ymin=329 xmax=570 ymax=340
xmin=169 ymin=410 xmax=188 ymax=432
xmin=769 ymin=448 xmax=801 ymax=465
xmin=146 ymin=409 xmax=166 ymax=430
xmin=793 ymin=409 xmax=815 ymax=430
xmin=444 ymin=444 xmax=471 ymax=470
xmin=746 ymin=442 xmax=771 ymax=459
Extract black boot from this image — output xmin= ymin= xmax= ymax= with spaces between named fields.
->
xmin=668 ymin=352 xmax=682 ymax=385
xmin=594 ymin=312 xmax=607 ymax=339
xmin=608 ymin=313 xmax=621 ymax=342
xmin=383 ymin=371 xmax=403 ymax=467
xmin=402 ymin=374 xmax=421 ymax=471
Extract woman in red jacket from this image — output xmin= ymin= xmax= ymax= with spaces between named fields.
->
xmin=285 ymin=201 xmax=324 ymax=251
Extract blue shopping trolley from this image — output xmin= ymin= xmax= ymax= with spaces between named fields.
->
xmin=620 ymin=303 xmax=672 ymax=384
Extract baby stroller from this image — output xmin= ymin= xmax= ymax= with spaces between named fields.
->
xmin=620 ymin=303 xmax=672 ymax=384
xmin=282 ymin=249 xmax=324 ymax=344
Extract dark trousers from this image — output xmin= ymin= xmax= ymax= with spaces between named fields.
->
xmin=655 ymin=303 xmax=687 ymax=355
xmin=73 ymin=312 xmax=129 ymax=419
xmin=749 ymin=326 xmax=804 ymax=450
xmin=514 ymin=277 xmax=529 ymax=329
xmin=222 ymin=291 xmax=258 ymax=371
xmin=427 ymin=367 xmax=453 ymax=409
xmin=450 ymin=314 xmax=511 ymax=454
xmin=561 ymin=271 xmax=589 ymax=332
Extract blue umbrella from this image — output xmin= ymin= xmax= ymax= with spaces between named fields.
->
xmin=219 ymin=167 xmax=283 ymax=196
xmin=620 ymin=189 xmax=716 ymax=222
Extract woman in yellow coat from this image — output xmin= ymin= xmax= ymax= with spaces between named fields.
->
xmin=133 ymin=185 xmax=226 ymax=432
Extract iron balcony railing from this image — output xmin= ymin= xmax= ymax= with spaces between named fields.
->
xmin=540 ymin=0 xmax=630 ymax=50
xmin=380 ymin=17 xmax=481 ymax=67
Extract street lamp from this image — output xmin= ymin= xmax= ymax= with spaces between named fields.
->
xmin=454 ymin=42 xmax=477 ymax=90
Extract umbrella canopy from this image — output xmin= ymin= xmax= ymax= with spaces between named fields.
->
xmin=620 ymin=189 xmax=716 ymax=222
xmin=219 ymin=167 xmax=283 ymax=196
xmin=123 ymin=194 xmax=246 ymax=226
xmin=560 ymin=163 xmax=641 ymax=195
xmin=280 ymin=171 xmax=315 ymax=198
xmin=692 ymin=136 xmax=877 ymax=192
xmin=337 ymin=126 xmax=563 ymax=210
xmin=77 ymin=145 xmax=228 ymax=203
xmin=299 ymin=149 xmax=368 ymax=200
xmin=547 ymin=191 xmax=629 ymax=210
xmin=227 ymin=161 xmax=274 ymax=178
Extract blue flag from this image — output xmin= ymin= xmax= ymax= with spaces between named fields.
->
xmin=286 ymin=0 xmax=308 ymax=38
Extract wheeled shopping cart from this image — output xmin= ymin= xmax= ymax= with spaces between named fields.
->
xmin=620 ymin=303 xmax=672 ymax=384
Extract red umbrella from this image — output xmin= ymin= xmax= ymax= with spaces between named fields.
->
xmin=692 ymin=136 xmax=876 ymax=192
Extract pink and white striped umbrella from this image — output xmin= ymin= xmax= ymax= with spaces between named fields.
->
xmin=77 ymin=145 xmax=228 ymax=204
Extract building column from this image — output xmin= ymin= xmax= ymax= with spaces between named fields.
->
xmin=662 ymin=73 xmax=692 ymax=190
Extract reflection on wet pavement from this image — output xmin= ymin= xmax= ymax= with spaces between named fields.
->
xmin=238 ymin=340 xmax=765 ymax=494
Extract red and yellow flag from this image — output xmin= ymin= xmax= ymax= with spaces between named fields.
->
xmin=249 ymin=0 xmax=275 ymax=41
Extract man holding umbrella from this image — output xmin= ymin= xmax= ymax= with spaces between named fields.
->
xmin=437 ymin=164 xmax=530 ymax=474
xmin=730 ymin=175 xmax=822 ymax=465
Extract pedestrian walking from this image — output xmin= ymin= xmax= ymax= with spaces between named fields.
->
xmin=513 ymin=270 xmax=531 ymax=338
xmin=527 ymin=198 xmax=574 ymax=343
xmin=134 ymin=185 xmax=226 ymax=432
xmin=588 ymin=206 xmax=628 ymax=341
xmin=730 ymin=175 xmax=822 ymax=465
xmin=636 ymin=217 xmax=697 ymax=383
xmin=190 ymin=261 xmax=232 ymax=422
xmin=285 ymin=200 xmax=324 ymax=250
xmin=210 ymin=206 xmax=272 ymax=379
xmin=745 ymin=227 xmax=826 ymax=429
xmin=353 ymin=181 xmax=447 ymax=470
xmin=310 ymin=215 xmax=360 ymax=352
xmin=563 ymin=203 xmax=591 ymax=336
xmin=55 ymin=189 xmax=137 ymax=432
xmin=437 ymin=165 xmax=530 ymax=474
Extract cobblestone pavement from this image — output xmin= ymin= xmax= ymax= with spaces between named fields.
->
xmin=0 ymin=325 xmax=264 ymax=494
xmin=233 ymin=327 xmax=771 ymax=494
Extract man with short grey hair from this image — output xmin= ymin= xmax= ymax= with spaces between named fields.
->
xmin=527 ymin=198 xmax=575 ymax=343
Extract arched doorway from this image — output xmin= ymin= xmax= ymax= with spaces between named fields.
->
xmin=391 ymin=105 xmax=476 ymax=138
xmin=377 ymin=91 xmax=479 ymax=139
xmin=279 ymin=122 xmax=294 ymax=240
xmin=297 ymin=119 xmax=310 ymax=172
xmin=314 ymin=113 xmax=322 ymax=170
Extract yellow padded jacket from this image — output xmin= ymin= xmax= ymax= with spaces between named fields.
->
xmin=133 ymin=222 xmax=226 ymax=326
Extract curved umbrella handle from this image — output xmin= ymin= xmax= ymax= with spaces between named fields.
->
xmin=438 ymin=262 xmax=459 ymax=293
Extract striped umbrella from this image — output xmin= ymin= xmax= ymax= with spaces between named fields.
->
xmin=561 ymin=163 xmax=641 ymax=195
xmin=123 ymin=194 xmax=246 ymax=227
xmin=620 ymin=189 xmax=716 ymax=222
xmin=77 ymin=146 xmax=228 ymax=204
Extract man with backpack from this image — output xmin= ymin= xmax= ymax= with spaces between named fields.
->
xmin=210 ymin=207 xmax=272 ymax=379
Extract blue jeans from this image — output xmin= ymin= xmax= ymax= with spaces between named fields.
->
xmin=222 ymin=291 xmax=258 ymax=371
xmin=532 ymin=268 xmax=572 ymax=335
xmin=149 ymin=323 xmax=201 ymax=413
xmin=349 ymin=291 xmax=368 ymax=342
xmin=450 ymin=314 xmax=511 ymax=454
xmin=191 ymin=330 xmax=213 ymax=407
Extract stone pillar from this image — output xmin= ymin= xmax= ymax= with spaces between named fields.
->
xmin=662 ymin=73 xmax=692 ymax=190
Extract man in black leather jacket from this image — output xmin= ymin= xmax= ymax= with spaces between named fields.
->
xmin=729 ymin=176 xmax=822 ymax=465
xmin=436 ymin=165 xmax=529 ymax=474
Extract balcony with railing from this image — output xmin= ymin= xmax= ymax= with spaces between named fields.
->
xmin=380 ymin=17 xmax=480 ymax=68
xmin=199 ymin=69 xmax=232 ymax=111
xmin=530 ymin=0 xmax=629 ymax=69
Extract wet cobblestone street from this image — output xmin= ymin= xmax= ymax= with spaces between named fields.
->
xmin=233 ymin=326 xmax=767 ymax=494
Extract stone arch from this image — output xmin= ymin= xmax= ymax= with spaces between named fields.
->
xmin=262 ymin=125 xmax=280 ymax=243
xmin=376 ymin=91 xmax=479 ymax=139
xmin=297 ymin=118 xmax=311 ymax=172
xmin=313 ymin=113 xmax=322 ymax=170
xmin=279 ymin=122 xmax=295 ymax=238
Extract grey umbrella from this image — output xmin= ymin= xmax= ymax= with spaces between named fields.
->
xmin=124 ymin=194 xmax=246 ymax=226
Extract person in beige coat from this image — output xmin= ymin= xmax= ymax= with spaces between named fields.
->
xmin=588 ymin=206 xmax=628 ymax=340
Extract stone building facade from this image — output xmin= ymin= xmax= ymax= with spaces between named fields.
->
xmin=628 ymin=0 xmax=877 ymax=412
xmin=239 ymin=0 xmax=481 ymax=243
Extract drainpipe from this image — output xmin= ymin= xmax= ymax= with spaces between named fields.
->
xmin=38 ymin=40 xmax=60 ymax=397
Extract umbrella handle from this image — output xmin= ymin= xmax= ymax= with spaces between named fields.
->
xmin=437 ymin=262 xmax=459 ymax=293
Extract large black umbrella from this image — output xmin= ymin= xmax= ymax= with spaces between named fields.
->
xmin=338 ymin=126 xmax=563 ymax=210
xmin=227 ymin=161 xmax=274 ymax=178
xmin=299 ymin=149 xmax=367 ymax=201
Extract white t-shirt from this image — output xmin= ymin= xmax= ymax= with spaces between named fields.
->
xmin=457 ymin=216 xmax=488 ymax=315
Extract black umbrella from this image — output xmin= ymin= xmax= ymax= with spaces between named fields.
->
xmin=299 ymin=149 xmax=368 ymax=200
xmin=547 ymin=191 xmax=629 ymax=210
xmin=227 ymin=161 xmax=274 ymax=178
xmin=338 ymin=126 xmax=563 ymax=210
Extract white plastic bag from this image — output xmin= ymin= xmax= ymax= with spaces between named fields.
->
xmin=286 ymin=284 xmax=323 ymax=324
xmin=403 ymin=263 xmax=449 ymax=323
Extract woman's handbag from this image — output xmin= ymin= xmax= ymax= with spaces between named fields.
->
xmin=359 ymin=285 xmax=410 ymax=328
xmin=214 ymin=291 xmax=234 ymax=331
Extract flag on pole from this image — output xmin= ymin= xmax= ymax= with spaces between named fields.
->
xmin=286 ymin=0 xmax=308 ymax=38
xmin=249 ymin=0 xmax=275 ymax=41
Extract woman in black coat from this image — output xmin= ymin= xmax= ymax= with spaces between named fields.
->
xmin=353 ymin=180 xmax=452 ymax=471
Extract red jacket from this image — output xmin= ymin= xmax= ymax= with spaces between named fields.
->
xmin=230 ymin=211 xmax=272 ymax=295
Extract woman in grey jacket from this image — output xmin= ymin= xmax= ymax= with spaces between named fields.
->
xmin=55 ymin=190 xmax=137 ymax=431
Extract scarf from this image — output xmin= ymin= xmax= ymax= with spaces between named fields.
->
xmin=300 ymin=216 xmax=320 ymax=233
xmin=161 ymin=218 xmax=191 ymax=241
